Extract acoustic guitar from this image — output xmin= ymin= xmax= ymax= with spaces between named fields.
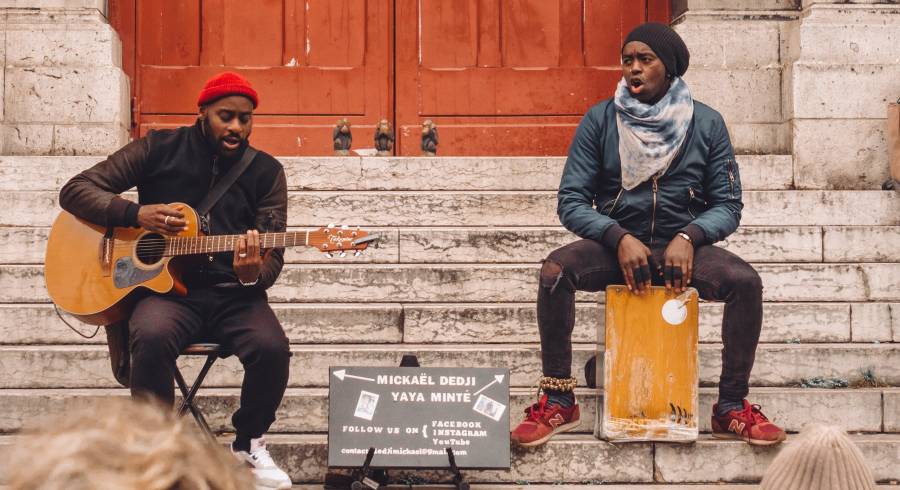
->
xmin=44 ymin=202 xmax=377 ymax=326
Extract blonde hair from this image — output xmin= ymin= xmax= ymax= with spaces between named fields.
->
xmin=4 ymin=397 xmax=254 ymax=490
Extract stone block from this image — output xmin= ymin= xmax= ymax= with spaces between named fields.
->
xmin=886 ymin=388 xmax=900 ymax=432
xmin=0 ymin=156 xmax=99 ymax=190
xmin=674 ymin=21 xmax=781 ymax=69
xmin=6 ymin=25 xmax=121 ymax=68
xmin=0 ymin=227 xmax=48 ymax=263
xmin=862 ymin=263 xmax=900 ymax=301
xmin=736 ymin=154 xmax=793 ymax=191
xmin=655 ymin=434 xmax=899 ymax=483
xmin=5 ymin=66 xmax=128 ymax=124
xmin=674 ymin=0 xmax=799 ymax=12
xmin=793 ymin=118 xmax=888 ymax=189
xmin=0 ymin=0 xmax=104 ymax=8
xmin=755 ymin=263 xmax=868 ymax=302
xmin=729 ymin=122 xmax=791 ymax=155
xmin=798 ymin=8 xmax=900 ymax=64
xmin=0 ymin=124 xmax=53 ymax=155
xmin=684 ymin=68 xmax=782 ymax=124
xmin=894 ymin=304 xmax=900 ymax=342
xmin=792 ymin=63 xmax=900 ymax=119
xmin=824 ymin=226 xmax=900 ymax=262
xmin=52 ymin=123 xmax=129 ymax=156
xmin=743 ymin=190 xmax=900 ymax=226
xmin=851 ymin=303 xmax=894 ymax=342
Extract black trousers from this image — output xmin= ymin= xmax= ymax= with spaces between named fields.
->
xmin=129 ymin=286 xmax=291 ymax=439
xmin=538 ymin=239 xmax=763 ymax=401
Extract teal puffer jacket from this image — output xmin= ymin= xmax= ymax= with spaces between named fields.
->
xmin=558 ymin=98 xmax=743 ymax=247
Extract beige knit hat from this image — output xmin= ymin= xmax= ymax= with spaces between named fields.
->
xmin=760 ymin=424 xmax=876 ymax=490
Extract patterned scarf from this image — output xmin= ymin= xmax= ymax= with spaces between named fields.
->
xmin=614 ymin=77 xmax=694 ymax=190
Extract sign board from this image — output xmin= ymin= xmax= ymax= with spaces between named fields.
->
xmin=328 ymin=366 xmax=510 ymax=469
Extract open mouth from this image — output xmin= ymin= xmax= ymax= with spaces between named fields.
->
xmin=629 ymin=79 xmax=644 ymax=93
xmin=222 ymin=136 xmax=241 ymax=150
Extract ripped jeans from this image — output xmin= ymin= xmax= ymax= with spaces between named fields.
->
xmin=537 ymin=239 xmax=763 ymax=401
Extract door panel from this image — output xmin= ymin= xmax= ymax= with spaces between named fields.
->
xmin=395 ymin=0 xmax=667 ymax=156
xmin=116 ymin=0 xmax=391 ymax=156
xmin=112 ymin=0 xmax=667 ymax=156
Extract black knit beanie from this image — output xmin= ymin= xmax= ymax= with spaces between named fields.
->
xmin=623 ymin=23 xmax=690 ymax=78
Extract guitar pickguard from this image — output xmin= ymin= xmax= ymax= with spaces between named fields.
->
xmin=113 ymin=256 xmax=164 ymax=289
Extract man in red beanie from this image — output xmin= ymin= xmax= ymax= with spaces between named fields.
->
xmin=58 ymin=72 xmax=293 ymax=489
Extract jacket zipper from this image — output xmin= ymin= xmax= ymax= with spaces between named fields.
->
xmin=603 ymin=188 xmax=624 ymax=216
xmin=726 ymin=159 xmax=736 ymax=198
xmin=650 ymin=176 xmax=659 ymax=245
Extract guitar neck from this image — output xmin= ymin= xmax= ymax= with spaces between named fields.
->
xmin=164 ymin=231 xmax=316 ymax=256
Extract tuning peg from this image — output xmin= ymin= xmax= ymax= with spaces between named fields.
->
xmin=324 ymin=252 xmax=333 ymax=259
xmin=339 ymin=251 xmax=347 ymax=258
xmin=341 ymin=224 xmax=349 ymax=230
xmin=354 ymin=250 xmax=363 ymax=257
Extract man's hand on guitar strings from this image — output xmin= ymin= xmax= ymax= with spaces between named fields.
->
xmin=137 ymin=203 xmax=187 ymax=235
xmin=234 ymin=229 xmax=268 ymax=284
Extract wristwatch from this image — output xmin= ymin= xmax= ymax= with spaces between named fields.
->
xmin=676 ymin=232 xmax=692 ymax=244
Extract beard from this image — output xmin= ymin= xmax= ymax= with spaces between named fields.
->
xmin=202 ymin=117 xmax=246 ymax=158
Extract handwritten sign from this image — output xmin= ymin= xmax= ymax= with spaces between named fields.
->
xmin=328 ymin=366 xmax=510 ymax=469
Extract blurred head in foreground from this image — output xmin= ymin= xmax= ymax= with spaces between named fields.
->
xmin=4 ymin=397 xmax=253 ymax=490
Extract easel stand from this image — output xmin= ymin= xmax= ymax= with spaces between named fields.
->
xmin=327 ymin=355 xmax=471 ymax=490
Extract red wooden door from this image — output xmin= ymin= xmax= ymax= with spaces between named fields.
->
xmin=394 ymin=0 xmax=669 ymax=155
xmin=111 ymin=0 xmax=392 ymax=156
xmin=110 ymin=0 xmax=667 ymax=156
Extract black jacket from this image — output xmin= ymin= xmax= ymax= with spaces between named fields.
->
xmin=59 ymin=120 xmax=288 ymax=290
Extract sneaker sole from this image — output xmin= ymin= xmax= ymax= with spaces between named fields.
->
xmin=712 ymin=431 xmax=786 ymax=446
xmin=514 ymin=419 xmax=582 ymax=448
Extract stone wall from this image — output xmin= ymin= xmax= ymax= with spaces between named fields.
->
xmin=675 ymin=0 xmax=900 ymax=189
xmin=0 ymin=0 xmax=128 ymax=155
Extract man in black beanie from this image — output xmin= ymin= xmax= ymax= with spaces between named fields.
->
xmin=511 ymin=22 xmax=786 ymax=447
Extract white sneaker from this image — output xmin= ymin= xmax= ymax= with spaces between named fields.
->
xmin=232 ymin=437 xmax=292 ymax=489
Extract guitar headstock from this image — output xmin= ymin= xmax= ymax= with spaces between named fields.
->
xmin=312 ymin=224 xmax=378 ymax=258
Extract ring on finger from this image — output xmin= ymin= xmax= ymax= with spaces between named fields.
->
xmin=238 ymin=252 xmax=247 ymax=258
xmin=164 ymin=216 xmax=171 ymax=225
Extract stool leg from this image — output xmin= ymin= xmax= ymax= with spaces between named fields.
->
xmin=176 ymin=355 xmax=219 ymax=440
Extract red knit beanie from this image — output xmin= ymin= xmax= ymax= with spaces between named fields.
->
xmin=197 ymin=71 xmax=259 ymax=108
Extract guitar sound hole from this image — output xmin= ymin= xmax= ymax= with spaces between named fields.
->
xmin=135 ymin=233 xmax=166 ymax=266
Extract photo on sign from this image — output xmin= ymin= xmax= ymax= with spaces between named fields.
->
xmin=354 ymin=390 xmax=379 ymax=421
xmin=473 ymin=394 xmax=506 ymax=422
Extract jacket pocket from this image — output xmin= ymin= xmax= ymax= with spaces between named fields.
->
xmin=599 ymin=189 xmax=624 ymax=218
xmin=687 ymin=186 xmax=707 ymax=220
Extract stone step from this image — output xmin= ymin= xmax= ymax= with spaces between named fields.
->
xmin=5 ymin=191 xmax=900 ymax=227
xmin=0 ymin=431 xmax=897 ymax=485
xmin=0 ymin=155 xmax=793 ymax=192
xmin=7 ymin=263 xmax=900 ymax=304
xmin=158 ymin=434 xmax=900 ymax=483
xmin=1 ymin=343 xmax=896 ymax=389
xmin=2 ymin=387 xmax=893 ymax=435
xmin=5 ymin=302 xmax=896 ymax=346
xmin=8 ymin=224 xmax=900 ymax=265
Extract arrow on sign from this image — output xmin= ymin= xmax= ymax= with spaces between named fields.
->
xmin=332 ymin=369 xmax=375 ymax=382
xmin=473 ymin=374 xmax=506 ymax=396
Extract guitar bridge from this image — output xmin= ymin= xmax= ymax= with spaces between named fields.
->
xmin=100 ymin=236 xmax=113 ymax=277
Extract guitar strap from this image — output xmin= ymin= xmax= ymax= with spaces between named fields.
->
xmin=197 ymin=146 xmax=259 ymax=229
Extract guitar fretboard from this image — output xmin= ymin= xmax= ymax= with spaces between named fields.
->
xmin=163 ymin=231 xmax=313 ymax=256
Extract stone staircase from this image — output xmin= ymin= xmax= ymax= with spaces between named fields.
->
xmin=0 ymin=154 xmax=899 ymax=485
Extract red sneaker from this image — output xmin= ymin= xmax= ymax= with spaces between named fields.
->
xmin=510 ymin=394 xmax=580 ymax=447
xmin=711 ymin=400 xmax=786 ymax=446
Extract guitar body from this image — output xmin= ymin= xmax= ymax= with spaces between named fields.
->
xmin=44 ymin=203 xmax=199 ymax=325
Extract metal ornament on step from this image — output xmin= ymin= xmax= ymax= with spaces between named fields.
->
xmin=421 ymin=119 xmax=438 ymax=156
xmin=374 ymin=119 xmax=394 ymax=156
xmin=334 ymin=118 xmax=352 ymax=156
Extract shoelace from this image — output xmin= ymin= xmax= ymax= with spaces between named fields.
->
xmin=735 ymin=403 xmax=769 ymax=425
xmin=525 ymin=395 xmax=550 ymax=422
